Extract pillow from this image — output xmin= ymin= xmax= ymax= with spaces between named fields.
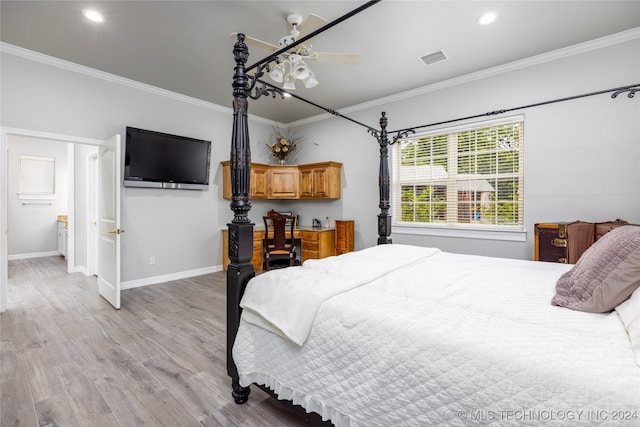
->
xmin=551 ymin=225 xmax=640 ymax=313
xmin=615 ymin=287 xmax=640 ymax=366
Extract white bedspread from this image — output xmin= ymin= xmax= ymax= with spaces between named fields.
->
xmin=233 ymin=248 xmax=640 ymax=426
xmin=240 ymin=244 xmax=440 ymax=346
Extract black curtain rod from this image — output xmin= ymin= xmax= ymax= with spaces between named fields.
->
xmin=387 ymin=83 xmax=640 ymax=135
xmin=245 ymin=0 xmax=381 ymax=73
xmin=258 ymin=80 xmax=377 ymax=131
xmin=257 ymin=81 xmax=639 ymax=138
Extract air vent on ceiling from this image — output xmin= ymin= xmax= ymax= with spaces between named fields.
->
xmin=420 ymin=50 xmax=448 ymax=66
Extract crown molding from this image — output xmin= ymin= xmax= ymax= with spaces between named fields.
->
xmin=0 ymin=42 xmax=280 ymax=126
xmin=292 ymin=27 xmax=640 ymax=128
xmin=3 ymin=26 xmax=639 ymax=129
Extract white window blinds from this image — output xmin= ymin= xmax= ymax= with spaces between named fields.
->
xmin=392 ymin=116 xmax=524 ymax=230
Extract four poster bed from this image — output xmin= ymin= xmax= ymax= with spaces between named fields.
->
xmin=224 ymin=2 xmax=640 ymax=425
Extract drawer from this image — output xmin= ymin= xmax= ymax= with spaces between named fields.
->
xmin=302 ymin=249 xmax=319 ymax=261
xmin=302 ymin=241 xmax=318 ymax=251
xmin=300 ymin=231 xmax=318 ymax=242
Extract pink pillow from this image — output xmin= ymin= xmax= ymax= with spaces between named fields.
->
xmin=551 ymin=226 xmax=640 ymax=313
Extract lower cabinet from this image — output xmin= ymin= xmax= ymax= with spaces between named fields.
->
xmin=300 ymin=229 xmax=335 ymax=263
xmin=57 ymin=220 xmax=67 ymax=258
xmin=335 ymin=220 xmax=355 ymax=255
xmin=222 ymin=227 xmax=336 ymax=271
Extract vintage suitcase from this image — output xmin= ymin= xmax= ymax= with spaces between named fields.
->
xmin=595 ymin=218 xmax=630 ymax=240
xmin=534 ymin=221 xmax=595 ymax=264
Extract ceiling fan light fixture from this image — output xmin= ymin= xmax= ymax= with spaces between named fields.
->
xmin=269 ymin=63 xmax=285 ymax=83
xmin=294 ymin=61 xmax=310 ymax=80
xmin=303 ymin=72 xmax=319 ymax=89
xmin=283 ymin=78 xmax=296 ymax=91
xmin=278 ymin=35 xmax=296 ymax=48
xmin=243 ymin=12 xmax=356 ymax=92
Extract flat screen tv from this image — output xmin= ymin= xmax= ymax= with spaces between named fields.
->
xmin=124 ymin=127 xmax=211 ymax=190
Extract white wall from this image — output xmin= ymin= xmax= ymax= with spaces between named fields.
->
xmin=0 ymin=51 xmax=274 ymax=284
xmin=7 ymin=135 xmax=68 ymax=256
xmin=294 ymin=37 xmax=640 ymax=259
xmin=1 ymin=34 xmax=639 ymax=293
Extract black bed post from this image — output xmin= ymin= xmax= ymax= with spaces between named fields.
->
xmin=376 ymin=112 xmax=392 ymax=244
xmin=227 ymin=33 xmax=254 ymax=405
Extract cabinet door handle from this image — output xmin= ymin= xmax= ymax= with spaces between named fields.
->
xmin=108 ymin=228 xmax=125 ymax=235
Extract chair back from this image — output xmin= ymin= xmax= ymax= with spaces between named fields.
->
xmin=263 ymin=210 xmax=295 ymax=250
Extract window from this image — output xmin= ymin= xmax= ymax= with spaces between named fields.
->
xmin=392 ymin=116 xmax=524 ymax=232
xmin=18 ymin=155 xmax=55 ymax=200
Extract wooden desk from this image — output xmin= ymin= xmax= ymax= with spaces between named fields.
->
xmin=222 ymin=226 xmax=335 ymax=272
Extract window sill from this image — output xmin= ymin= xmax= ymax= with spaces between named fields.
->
xmin=392 ymin=224 xmax=527 ymax=242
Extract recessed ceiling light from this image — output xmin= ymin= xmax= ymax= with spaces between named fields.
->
xmin=83 ymin=9 xmax=104 ymax=23
xmin=477 ymin=12 xmax=497 ymax=26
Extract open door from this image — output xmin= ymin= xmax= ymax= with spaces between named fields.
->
xmin=98 ymin=134 xmax=122 ymax=309
xmin=87 ymin=152 xmax=99 ymax=277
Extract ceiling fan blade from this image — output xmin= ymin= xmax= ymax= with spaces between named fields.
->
xmin=228 ymin=32 xmax=279 ymax=52
xmin=298 ymin=14 xmax=328 ymax=44
xmin=310 ymin=51 xmax=361 ymax=65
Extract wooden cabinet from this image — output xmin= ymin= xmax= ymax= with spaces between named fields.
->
xmin=335 ymin=220 xmax=355 ymax=255
xmin=221 ymin=161 xmax=341 ymax=200
xmin=250 ymin=163 xmax=269 ymax=199
xmin=268 ymin=166 xmax=298 ymax=199
xmin=57 ymin=218 xmax=67 ymax=258
xmin=299 ymin=162 xmax=342 ymax=199
xmin=300 ymin=228 xmax=335 ymax=263
xmin=221 ymin=161 xmax=269 ymax=199
xmin=222 ymin=227 xmax=335 ymax=271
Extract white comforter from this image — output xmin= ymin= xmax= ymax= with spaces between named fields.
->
xmin=233 ymin=247 xmax=640 ymax=426
xmin=241 ymin=244 xmax=440 ymax=345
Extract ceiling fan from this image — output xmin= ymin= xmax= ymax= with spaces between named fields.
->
xmin=230 ymin=13 xmax=361 ymax=90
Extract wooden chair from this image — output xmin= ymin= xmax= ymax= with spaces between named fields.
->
xmin=263 ymin=209 xmax=297 ymax=270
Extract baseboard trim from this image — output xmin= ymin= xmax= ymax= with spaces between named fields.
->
xmin=121 ymin=265 xmax=223 ymax=290
xmin=74 ymin=265 xmax=90 ymax=276
xmin=8 ymin=251 xmax=60 ymax=260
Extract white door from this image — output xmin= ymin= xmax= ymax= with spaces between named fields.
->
xmin=98 ymin=134 xmax=122 ymax=309
xmin=87 ymin=152 xmax=99 ymax=277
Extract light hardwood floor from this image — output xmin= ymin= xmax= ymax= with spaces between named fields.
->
xmin=1 ymin=256 xmax=308 ymax=426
